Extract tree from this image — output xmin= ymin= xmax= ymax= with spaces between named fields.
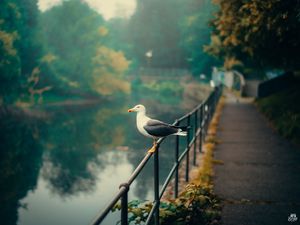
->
xmin=180 ymin=0 xmax=221 ymax=75
xmin=91 ymin=46 xmax=131 ymax=96
xmin=39 ymin=0 xmax=106 ymax=91
xmin=40 ymin=0 xmax=131 ymax=96
xmin=205 ymin=0 xmax=300 ymax=72
xmin=127 ymin=0 xmax=219 ymax=76
xmin=0 ymin=0 xmax=40 ymax=104
xmin=128 ymin=0 xmax=188 ymax=68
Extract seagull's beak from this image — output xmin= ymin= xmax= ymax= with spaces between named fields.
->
xmin=128 ymin=108 xmax=134 ymax=112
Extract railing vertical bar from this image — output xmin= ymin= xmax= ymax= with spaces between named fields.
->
xmin=174 ymin=121 xmax=179 ymax=198
xmin=203 ymin=104 xmax=210 ymax=138
xmin=154 ymin=147 xmax=159 ymax=225
xmin=207 ymin=102 xmax=210 ymax=126
xmin=214 ymin=87 xmax=218 ymax=113
xmin=121 ymin=192 xmax=128 ymax=225
xmin=203 ymin=105 xmax=206 ymax=141
xmin=199 ymin=105 xmax=203 ymax=152
xmin=185 ymin=114 xmax=191 ymax=182
xmin=193 ymin=109 xmax=197 ymax=165
xmin=211 ymin=99 xmax=213 ymax=120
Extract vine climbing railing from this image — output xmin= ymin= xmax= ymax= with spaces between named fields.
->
xmin=90 ymin=85 xmax=223 ymax=225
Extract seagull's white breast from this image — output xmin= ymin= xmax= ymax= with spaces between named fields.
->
xmin=136 ymin=113 xmax=153 ymax=138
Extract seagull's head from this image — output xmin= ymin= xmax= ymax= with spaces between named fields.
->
xmin=128 ymin=104 xmax=146 ymax=113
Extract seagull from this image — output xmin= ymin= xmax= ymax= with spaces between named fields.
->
xmin=128 ymin=104 xmax=188 ymax=153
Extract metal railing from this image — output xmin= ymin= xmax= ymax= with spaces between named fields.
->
xmin=90 ymin=86 xmax=223 ymax=225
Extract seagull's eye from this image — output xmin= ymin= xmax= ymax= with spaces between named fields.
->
xmin=137 ymin=106 xmax=140 ymax=108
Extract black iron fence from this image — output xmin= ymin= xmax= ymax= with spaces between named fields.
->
xmin=90 ymin=86 xmax=223 ymax=225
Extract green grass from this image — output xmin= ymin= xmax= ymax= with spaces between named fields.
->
xmin=256 ymin=83 xmax=300 ymax=145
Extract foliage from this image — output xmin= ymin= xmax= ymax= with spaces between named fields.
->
xmin=39 ymin=0 xmax=105 ymax=91
xmin=0 ymin=0 xmax=220 ymax=108
xmin=256 ymin=79 xmax=300 ymax=145
xmin=0 ymin=0 xmax=40 ymax=104
xmin=0 ymin=0 xmax=218 ymax=105
xmin=91 ymin=46 xmax=131 ymax=96
xmin=113 ymin=184 xmax=220 ymax=225
xmin=38 ymin=0 xmax=132 ymax=97
xmin=25 ymin=67 xmax=50 ymax=104
xmin=131 ymin=78 xmax=185 ymax=106
xmin=180 ymin=1 xmax=221 ymax=75
xmin=143 ymin=81 xmax=183 ymax=97
xmin=105 ymin=19 xmax=133 ymax=57
xmin=205 ymin=0 xmax=300 ymax=71
xmin=0 ymin=28 xmax=20 ymax=104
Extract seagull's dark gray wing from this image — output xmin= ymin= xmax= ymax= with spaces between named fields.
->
xmin=143 ymin=119 xmax=178 ymax=137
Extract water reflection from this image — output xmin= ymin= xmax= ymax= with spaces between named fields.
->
xmin=0 ymin=87 xmax=209 ymax=225
xmin=0 ymin=113 xmax=43 ymax=225
xmin=39 ymin=101 xmax=132 ymax=197
xmin=40 ymin=108 xmax=100 ymax=197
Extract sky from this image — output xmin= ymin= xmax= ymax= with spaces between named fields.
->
xmin=38 ymin=0 xmax=137 ymax=20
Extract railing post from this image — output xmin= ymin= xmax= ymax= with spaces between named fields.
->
xmin=186 ymin=114 xmax=191 ymax=182
xmin=199 ymin=105 xmax=203 ymax=152
xmin=154 ymin=147 xmax=159 ymax=225
xmin=203 ymin=106 xmax=205 ymax=140
xmin=193 ymin=109 xmax=197 ymax=166
xmin=174 ymin=121 xmax=179 ymax=198
xmin=213 ymin=91 xmax=216 ymax=118
xmin=204 ymin=104 xmax=208 ymax=136
xmin=119 ymin=184 xmax=129 ymax=225
xmin=213 ymin=88 xmax=216 ymax=113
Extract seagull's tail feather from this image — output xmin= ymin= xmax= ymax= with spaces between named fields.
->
xmin=174 ymin=126 xmax=190 ymax=136
xmin=176 ymin=130 xmax=187 ymax=136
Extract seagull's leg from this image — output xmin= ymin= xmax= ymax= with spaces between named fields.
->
xmin=148 ymin=139 xmax=157 ymax=153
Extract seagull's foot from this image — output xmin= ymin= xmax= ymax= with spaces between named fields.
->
xmin=148 ymin=144 xmax=157 ymax=153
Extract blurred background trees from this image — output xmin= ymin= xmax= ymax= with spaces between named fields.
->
xmin=127 ymin=0 xmax=219 ymax=74
xmin=0 ymin=0 xmax=40 ymax=104
xmin=1 ymin=0 xmax=299 ymax=105
xmin=0 ymin=0 xmax=218 ymax=106
xmin=40 ymin=0 xmax=131 ymax=97
xmin=205 ymin=0 xmax=300 ymax=76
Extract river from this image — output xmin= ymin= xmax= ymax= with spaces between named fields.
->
xmin=0 ymin=82 xmax=211 ymax=225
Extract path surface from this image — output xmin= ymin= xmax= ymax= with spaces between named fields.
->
xmin=214 ymin=92 xmax=300 ymax=225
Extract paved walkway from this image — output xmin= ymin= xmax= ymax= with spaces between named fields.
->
xmin=214 ymin=92 xmax=300 ymax=225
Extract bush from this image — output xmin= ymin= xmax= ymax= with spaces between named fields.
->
xmin=256 ymin=83 xmax=300 ymax=145
xmin=113 ymin=184 xmax=221 ymax=225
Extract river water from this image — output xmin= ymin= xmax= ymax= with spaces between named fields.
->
xmin=0 ymin=84 xmax=210 ymax=225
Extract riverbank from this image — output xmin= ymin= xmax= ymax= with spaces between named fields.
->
xmin=0 ymin=98 xmax=103 ymax=120
xmin=1 ymin=77 xmax=212 ymax=120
